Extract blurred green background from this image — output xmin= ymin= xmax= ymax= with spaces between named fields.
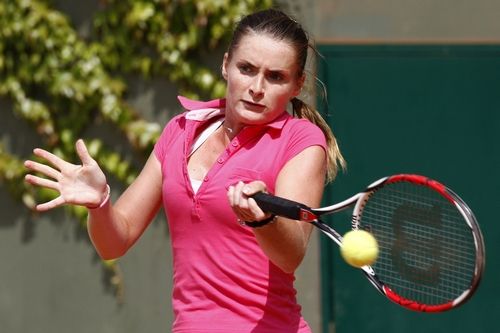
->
xmin=318 ymin=44 xmax=500 ymax=333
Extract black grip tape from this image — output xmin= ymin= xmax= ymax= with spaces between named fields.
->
xmin=252 ymin=192 xmax=310 ymax=220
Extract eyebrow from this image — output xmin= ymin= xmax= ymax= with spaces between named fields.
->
xmin=236 ymin=60 xmax=255 ymax=68
xmin=237 ymin=60 xmax=289 ymax=75
xmin=267 ymin=68 xmax=287 ymax=75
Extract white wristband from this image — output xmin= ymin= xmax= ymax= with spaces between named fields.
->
xmin=90 ymin=184 xmax=110 ymax=210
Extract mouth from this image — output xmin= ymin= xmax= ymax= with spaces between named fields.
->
xmin=242 ymin=100 xmax=266 ymax=110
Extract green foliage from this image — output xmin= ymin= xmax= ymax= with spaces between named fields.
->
xmin=92 ymin=0 xmax=255 ymax=98
xmin=0 ymin=0 xmax=272 ymax=300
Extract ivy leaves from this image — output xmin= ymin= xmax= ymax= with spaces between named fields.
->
xmin=1 ymin=0 xmax=271 ymax=205
xmin=0 ymin=0 xmax=271 ymax=301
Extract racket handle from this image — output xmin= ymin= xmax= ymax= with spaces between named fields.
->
xmin=252 ymin=192 xmax=315 ymax=221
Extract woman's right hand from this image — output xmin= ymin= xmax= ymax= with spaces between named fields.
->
xmin=24 ymin=139 xmax=108 ymax=212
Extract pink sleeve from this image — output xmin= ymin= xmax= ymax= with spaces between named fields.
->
xmin=154 ymin=114 xmax=185 ymax=163
xmin=281 ymin=119 xmax=327 ymax=165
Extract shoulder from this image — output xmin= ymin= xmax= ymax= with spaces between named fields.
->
xmin=281 ymin=116 xmax=326 ymax=145
xmin=262 ymin=114 xmax=327 ymax=166
xmin=286 ymin=116 xmax=322 ymax=131
xmin=157 ymin=113 xmax=187 ymax=138
xmin=154 ymin=113 xmax=187 ymax=161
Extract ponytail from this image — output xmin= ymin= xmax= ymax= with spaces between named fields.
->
xmin=291 ymin=97 xmax=346 ymax=182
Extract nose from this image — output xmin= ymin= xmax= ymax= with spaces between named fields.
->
xmin=249 ymin=75 xmax=264 ymax=99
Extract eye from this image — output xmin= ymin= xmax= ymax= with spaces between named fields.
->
xmin=268 ymin=71 xmax=285 ymax=82
xmin=238 ymin=63 xmax=254 ymax=74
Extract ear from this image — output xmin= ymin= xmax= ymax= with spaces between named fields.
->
xmin=221 ymin=53 xmax=229 ymax=80
xmin=292 ymin=74 xmax=306 ymax=97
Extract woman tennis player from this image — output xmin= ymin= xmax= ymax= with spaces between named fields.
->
xmin=24 ymin=8 xmax=345 ymax=332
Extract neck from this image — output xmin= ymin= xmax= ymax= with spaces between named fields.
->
xmin=221 ymin=121 xmax=237 ymax=142
xmin=223 ymin=122 xmax=234 ymax=134
xmin=222 ymin=116 xmax=244 ymax=139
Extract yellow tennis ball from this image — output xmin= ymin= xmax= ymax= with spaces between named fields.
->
xmin=340 ymin=230 xmax=379 ymax=268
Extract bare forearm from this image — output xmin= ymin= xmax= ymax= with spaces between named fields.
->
xmin=87 ymin=201 xmax=130 ymax=260
xmin=87 ymin=153 xmax=163 ymax=260
xmin=253 ymin=146 xmax=325 ymax=273
xmin=252 ymin=219 xmax=312 ymax=273
xmin=227 ymin=146 xmax=326 ymax=273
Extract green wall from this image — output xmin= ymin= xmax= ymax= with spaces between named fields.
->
xmin=317 ymin=45 xmax=500 ymax=333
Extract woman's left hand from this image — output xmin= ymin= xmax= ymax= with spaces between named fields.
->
xmin=227 ymin=180 xmax=272 ymax=223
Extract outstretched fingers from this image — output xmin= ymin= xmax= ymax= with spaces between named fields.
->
xmin=24 ymin=159 xmax=60 ymax=180
xmin=23 ymin=141 xmax=106 ymax=212
xmin=36 ymin=196 xmax=66 ymax=212
xmin=32 ymin=148 xmax=68 ymax=170
xmin=24 ymin=174 xmax=66 ymax=211
xmin=75 ymin=139 xmax=95 ymax=166
xmin=24 ymin=174 xmax=60 ymax=191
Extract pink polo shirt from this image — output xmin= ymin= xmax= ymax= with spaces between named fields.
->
xmin=154 ymin=97 xmax=326 ymax=333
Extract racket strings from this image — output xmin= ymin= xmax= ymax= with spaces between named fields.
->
xmin=360 ymin=182 xmax=477 ymax=306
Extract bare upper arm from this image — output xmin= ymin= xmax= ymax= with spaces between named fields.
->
xmin=275 ymin=145 xmax=327 ymax=207
xmin=274 ymin=145 xmax=327 ymax=236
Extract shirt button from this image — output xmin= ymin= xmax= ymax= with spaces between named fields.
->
xmin=231 ymin=141 xmax=238 ymax=147
xmin=217 ymin=158 xmax=224 ymax=164
xmin=203 ymin=176 xmax=209 ymax=182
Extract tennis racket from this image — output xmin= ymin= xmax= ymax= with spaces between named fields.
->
xmin=252 ymin=174 xmax=485 ymax=312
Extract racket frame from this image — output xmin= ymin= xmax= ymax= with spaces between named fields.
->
xmin=252 ymin=174 xmax=485 ymax=313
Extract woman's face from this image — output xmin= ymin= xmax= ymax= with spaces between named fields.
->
xmin=222 ymin=32 xmax=304 ymax=127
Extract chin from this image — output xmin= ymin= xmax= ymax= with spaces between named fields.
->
xmin=239 ymin=110 xmax=271 ymax=125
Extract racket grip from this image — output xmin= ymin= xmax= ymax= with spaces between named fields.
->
xmin=252 ymin=192 xmax=313 ymax=221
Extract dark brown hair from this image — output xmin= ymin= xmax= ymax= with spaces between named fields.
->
xmin=227 ymin=9 xmax=346 ymax=181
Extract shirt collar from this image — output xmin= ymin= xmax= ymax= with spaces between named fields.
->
xmin=178 ymin=95 xmax=289 ymax=130
xmin=178 ymin=95 xmax=225 ymax=121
